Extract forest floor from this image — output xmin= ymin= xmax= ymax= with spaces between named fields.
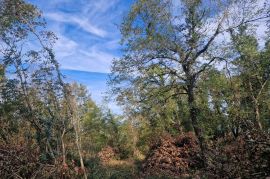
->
xmin=88 ymin=131 xmax=270 ymax=179
xmin=1 ymin=131 xmax=269 ymax=178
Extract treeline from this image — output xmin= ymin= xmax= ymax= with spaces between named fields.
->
xmin=1 ymin=0 xmax=270 ymax=178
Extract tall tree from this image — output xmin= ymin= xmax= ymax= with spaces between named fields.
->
xmin=110 ymin=0 xmax=268 ymax=160
xmin=229 ymin=27 xmax=270 ymax=130
xmin=0 ymin=1 xmax=87 ymax=177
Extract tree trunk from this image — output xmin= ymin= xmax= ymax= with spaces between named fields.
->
xmin=46 ymin=140 xmax=56 ymax=163
xmin=254 ymin=99 xmax=262 ymax=130
xmin=187 ymin=82 xmax=207 ymax=166
xmin=248 ymin=81 xmax=263 ymax=130
xmin=61 ymin=128 xmax=66 ymax=166
xmin=73 ymin=116 xmax=87 ymax=179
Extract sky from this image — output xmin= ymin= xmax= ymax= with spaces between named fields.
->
xmin=25 ymin=0 xmax=268 ymax=113
xmin=26 ymin=0 xmax=134 ymax=113
xmin=28 ymin=0 xmax=133 ymax=73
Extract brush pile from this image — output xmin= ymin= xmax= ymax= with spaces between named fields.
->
xmin=207 ymin=130 xmax=270 ymax=178
xmin=0 ymin=144 xmax=78 ymax=178
xmin=98 ymin=146 xmax=119 ymax=163
xmin=0 ymin=144 xmax=39 ymax=178
xmin=141 ymin=132 xmax=201 ymax=177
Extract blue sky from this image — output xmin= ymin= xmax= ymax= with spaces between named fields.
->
xmin=26 ymin=0 xmax=134 ymax=113
xmin=61 ymin=69 xmax=120 ymax=112
xmin=28 ymin=0 xmax=133 ymax=73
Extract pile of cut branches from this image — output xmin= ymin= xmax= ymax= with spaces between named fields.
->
xmin=0 ymin=144 xmax=78 ymax=178
xmin=0 ymin=144 xmax=40 ymax=178
xmin=141 ymin=132 xmax=201 ymax=178
xmin=206 ymin=130 xmax=270 ymax=178
xmin=98 ymin=146 xmax=119 ymax=163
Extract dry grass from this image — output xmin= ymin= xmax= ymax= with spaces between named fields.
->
xmin=106 ymin=159 xmax=135 ymax=167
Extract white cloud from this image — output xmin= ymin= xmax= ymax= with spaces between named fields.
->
xmin=28 ymin=0 xmax=127 ymax=73
xmin=45 ymin=12 xmax=107 ymax=37
xmin=91 ymin=0 xmax=120 ymax=13
xmin=55 ymin=41 xmax=117 ymax=73
xmin=255 ymin=22 xmax=268 ymax=47
xmin=55 ymin=35 xmax=78 ymax=58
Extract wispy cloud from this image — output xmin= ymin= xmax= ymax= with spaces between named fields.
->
xmin=54 ymin=36 xmax=118 ymax=73
xmin=24 ymin=0 xmax=132 ymax=74
xmin=25 ymin=0 xmax=130 ymax=112
xmin=29 ymin=0 xmax=131 ymax=73
xmin=89 ymin=0 xmax=121 ymax=13
xmin=45 ymin=12 xmax=107 ymax=37
xmin=54 ymin=34 xmax=78 ymax=58
xmin=59 ymin=48 xmax=116 ymax=73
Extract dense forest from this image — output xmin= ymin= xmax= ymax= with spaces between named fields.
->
xmin=0 ymin=0 xmax=270 ymax=178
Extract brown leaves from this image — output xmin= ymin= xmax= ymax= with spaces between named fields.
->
xmin=0 ymin=144 xmax=39 ymax=178
xmin=0 ymin=144 xmax=80 ymax=178
xmin=98 ymin=146 xmax=119 ymax=163
xmin=206 ymin=130 xmax=270 ymax=178
xmin=141 ymin=132 xmax=201 ymax=178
